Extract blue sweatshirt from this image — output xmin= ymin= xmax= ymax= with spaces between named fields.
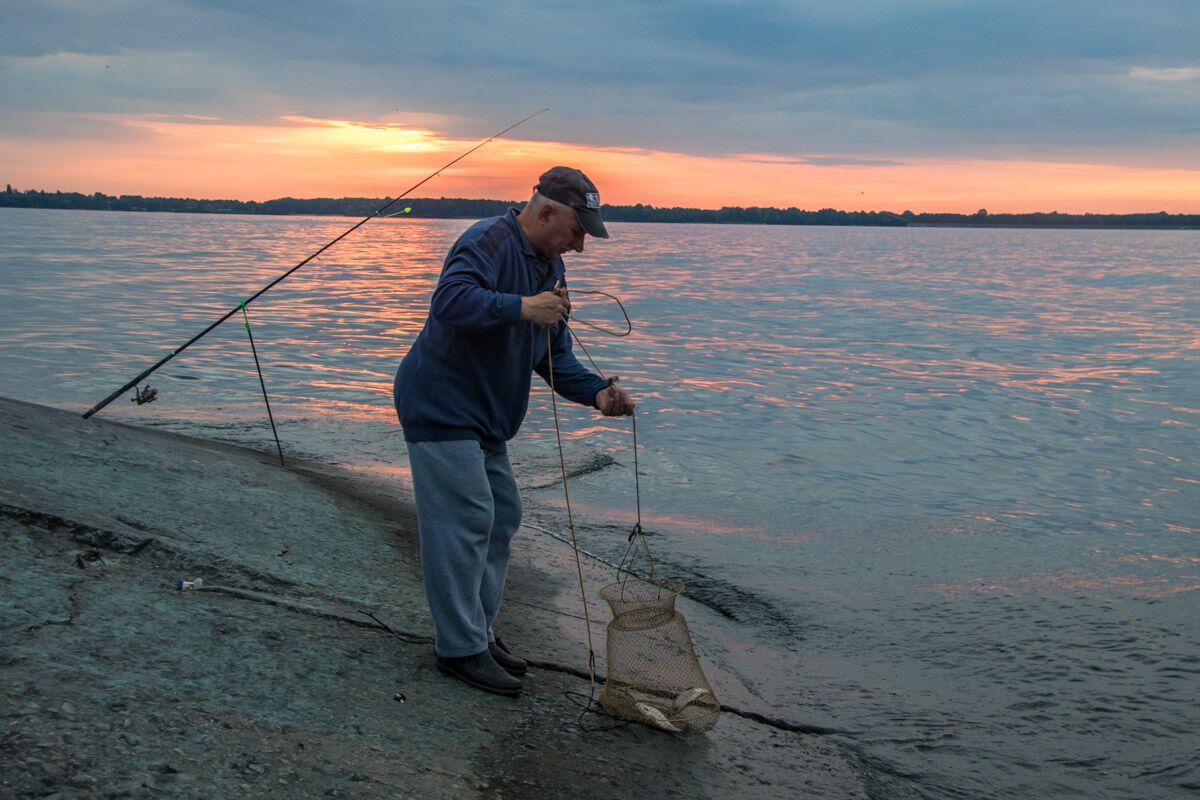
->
xmin=393 ymin=209 xmax=608 ymax=449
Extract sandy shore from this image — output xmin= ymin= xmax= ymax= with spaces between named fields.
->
xmin=0 ymin=396 xmax=869 ymax=799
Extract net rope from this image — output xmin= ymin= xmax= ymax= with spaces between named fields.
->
xmin=544 ymin=288 xmax=719 ymax=734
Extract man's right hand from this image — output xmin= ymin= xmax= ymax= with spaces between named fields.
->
xmin=520 ymin=291 xmax=571 ymax=328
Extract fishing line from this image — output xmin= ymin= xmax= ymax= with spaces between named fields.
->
xmin=81 ymin=108 xmax=549 ymax=420
xmin=559 ymin=288 xmax=649 ymax=570
xmin=564 ymin=288 xmax=632 ymax=338
xmin=543 ymin=287 xmax=661 ymax=729
xmin=543 ymin=326 xmax=599 ymax=688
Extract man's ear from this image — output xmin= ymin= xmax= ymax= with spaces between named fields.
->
xmin=537 ymin=202 xmax=558 ymax=224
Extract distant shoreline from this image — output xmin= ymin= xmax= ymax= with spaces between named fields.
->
xmin=4 ymin=186 xmax=1199 ymax=230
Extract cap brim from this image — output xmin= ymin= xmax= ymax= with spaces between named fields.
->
xmin=576 ymin=206 xmax=609 ymax=239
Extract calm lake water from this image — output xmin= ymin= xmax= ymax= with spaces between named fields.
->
xmin=1 ymin=207 xmax=1197 ymax=798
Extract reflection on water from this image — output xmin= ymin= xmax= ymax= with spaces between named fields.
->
xmin=1 ymin=208 xmax=1198 ymax=798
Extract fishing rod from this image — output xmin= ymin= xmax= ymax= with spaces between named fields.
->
xmin=82 ymin=108 xmax=550 ymax=420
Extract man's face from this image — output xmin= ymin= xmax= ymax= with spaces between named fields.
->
xmin=539 ymin=205 xmax=586 ymax=260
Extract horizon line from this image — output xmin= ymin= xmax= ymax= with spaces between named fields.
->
xmin=5 ymin=185 xmax=1199 ymax=220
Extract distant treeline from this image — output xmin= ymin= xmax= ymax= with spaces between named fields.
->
xmin=3 ymin=186 xmax=1199 ymax=229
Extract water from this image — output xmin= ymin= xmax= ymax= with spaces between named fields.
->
xmin=2 ymin=207 xmax=1198 ymax=797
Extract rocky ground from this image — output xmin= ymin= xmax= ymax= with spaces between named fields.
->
xmin=0 ymin=396 xmax=872 ymax=799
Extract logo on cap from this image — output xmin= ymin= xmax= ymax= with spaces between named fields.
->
xmin=585 ymin=192 xmax=600 ymax=210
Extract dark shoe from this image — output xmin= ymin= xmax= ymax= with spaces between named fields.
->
xmin=436 ymin=651 xmax=522 ymax=697
xmin=489 ymin=636 xmax=528 ymax=677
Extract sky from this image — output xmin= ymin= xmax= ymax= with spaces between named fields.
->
xmin=2 ymin=0 xmax=1199 ymax=213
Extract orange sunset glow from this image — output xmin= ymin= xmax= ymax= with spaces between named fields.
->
xmin=4 ymin=113 xmax=1199 ymax=214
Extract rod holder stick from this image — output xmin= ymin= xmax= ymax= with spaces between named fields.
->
xmin=240 ymin=303 xmax=285 ymax=466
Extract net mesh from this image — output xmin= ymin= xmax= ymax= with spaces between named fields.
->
xmin=598 ymin=578 xmax=720 ymax=734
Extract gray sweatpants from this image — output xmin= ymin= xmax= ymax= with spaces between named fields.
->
xmin=407 ymin=439 xmax=522 ymax=658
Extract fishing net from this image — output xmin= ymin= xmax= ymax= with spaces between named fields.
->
xmin=598 ymin=576 xmax=720 ymax=733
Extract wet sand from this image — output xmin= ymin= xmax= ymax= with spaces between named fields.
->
xmin=0 ymin=396 xmax=867 ymax=799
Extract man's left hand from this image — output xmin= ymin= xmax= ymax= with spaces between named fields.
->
xmin=595 ymin=384 xmax=636 ymax=416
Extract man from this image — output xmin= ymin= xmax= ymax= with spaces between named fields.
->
xmin=393 ymin=166 xmax=635 ymax=696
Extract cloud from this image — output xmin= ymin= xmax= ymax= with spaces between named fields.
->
xmin=735 ymin=154 xmax=907 ymax=168
xmin=1130 ymin=66 xmax=1200 ymax=81
xmin=1 ymin=1 xmax=1199 ymax=170
xmin=0 ymin=110 xmax=157 ymax=145
xmin=0 ymin=48 xmax=251 ymax=115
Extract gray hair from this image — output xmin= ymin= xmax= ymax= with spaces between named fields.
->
xmin=527 ymin=190 xmax=573 ymax=215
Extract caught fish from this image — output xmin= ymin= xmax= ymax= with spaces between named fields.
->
xmin=627 ymin=689 xmax=666 ymax=707
xmin=671 ymin=687 xmax=710 ymax=712
xmin=634 ymin=702 xmax=683 ymax=733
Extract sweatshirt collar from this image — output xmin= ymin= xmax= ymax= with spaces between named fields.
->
xmin=507 ymin=208 xmax=539 ymax=259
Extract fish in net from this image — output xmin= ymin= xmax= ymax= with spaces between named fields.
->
xmin=599 ymin=577 xmax=720 ymax=733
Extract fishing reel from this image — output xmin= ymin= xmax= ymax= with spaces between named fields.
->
xmin=131 ymin=384 xmax=158 ymax=406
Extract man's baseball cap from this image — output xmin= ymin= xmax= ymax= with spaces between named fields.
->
xmin=535 ymin=166 xmax=609 ymax=239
